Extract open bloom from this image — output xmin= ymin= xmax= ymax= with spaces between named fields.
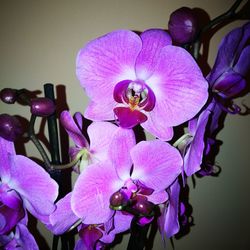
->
xmin=49 ymin=192 xmax=133 ymax=250
xmin=76 ymin=29 xmax=208 ymax=140
xmin=71 ymin=128 xmax=183 ymax=225
xmin=207 ymin=22 xmax=250 ymax=113
xmin=0 ymin=136 xmax=58 ymax=235
xmin=60 ymin=111 xmax=132 ymax=172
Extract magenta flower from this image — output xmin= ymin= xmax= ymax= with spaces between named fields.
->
xmin=181 ymin=109 xmax=211 ymax=177
xmin=71 ymin=128 xmax=183 ymax=225
xmin=0 ymin=136 xmax=58 ymax=235
xmin=76 ymin=29 xmax=208 ymax=140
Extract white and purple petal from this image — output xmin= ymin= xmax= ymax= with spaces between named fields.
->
xmin=71 ymin=161 xmax=124 ymax=225
xmin=108 ymin=127 xmax=135 ymax=180
xmin=8 ymin=155 xmax=58 ymax=219
xmin=76 ymin=30 xmax=141 ymax=102
xmin=135 ymin=29 xmax=172 ymax=80
xmin=146 ymin=45 xmax=208 ymax=128
xmin=131 ymin=140 xmax=182 ymax=191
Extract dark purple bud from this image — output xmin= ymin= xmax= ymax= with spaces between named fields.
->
xmin=0 ymin=114 xmax=23 ymax=141
xmin=0 ymin=88 xmax=17 ymax=104
xmin=30 ymin=98 xmax=55 ymax=117
xmin=168 ymin=7 xmax=198 ymax=44
xmin=110 ymin=190 xmax=128 ymax=209
xmin=131 ymin=195 xmax=154 ymax=216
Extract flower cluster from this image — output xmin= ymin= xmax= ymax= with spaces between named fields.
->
xmin=0 ymin=4 xmax=249 ymax=250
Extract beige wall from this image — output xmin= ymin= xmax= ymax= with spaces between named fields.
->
xmin=1 ymin=0 xmax=249 ymax=249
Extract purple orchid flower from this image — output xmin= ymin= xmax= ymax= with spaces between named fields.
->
xmin=71 ymin=125 xmax=183 ymax=226
xmin=76 ymin=29 xmax=208 ymax=140
xmin=0 ymin=136 xmax=58 ymax=235
xmin=207 ymin=22 xmax=250 ymax=113
xmin=49 ymin=192 xmax=133 ymax=250
xmin=158 ymin=178 xmax=180 ymax=239
xmin=174 ymin=109 xmax=211 ymax=177
xmin=60 ymin=111 xmax=133 ymax=173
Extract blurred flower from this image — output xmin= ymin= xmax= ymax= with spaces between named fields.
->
xmin=76 ymin=29 xmax=208 ymax=140
xmin=168 ymin=7 xmax=199 ymax=44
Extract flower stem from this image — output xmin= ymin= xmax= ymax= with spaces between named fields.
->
xmin=28 ymin=114 xmax=51 ymax=171
xmin=192 ymin=0 xmax=243 ymax=60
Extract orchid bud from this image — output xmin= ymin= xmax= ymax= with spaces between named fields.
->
xmin=0 ymin=88 xmax=17 ymax=104
xmin=0 ymin=114 xmax=23 ymax=141
xmin=131 ymin=195 xmax=154 ymax=216
xmin=168 ymin=7 xmax=198 ymax=44
xmin=30 ymin=98 xmax=55 ymax=117
xmin=110 ymin=190 xmax=128 ymax=209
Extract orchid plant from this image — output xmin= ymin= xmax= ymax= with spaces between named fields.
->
xmin=0 ymin=0 xmax=249 ymax=249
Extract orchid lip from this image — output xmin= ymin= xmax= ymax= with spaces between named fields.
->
xmin=113 ymin=80 xmax=156 ymax=112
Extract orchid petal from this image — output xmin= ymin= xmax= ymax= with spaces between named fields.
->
xmin=0 ymin=137 xmax=15 ymax=182
xmin=214 ymin=70 xmax=246 ymax=98
xmin=71 ymin=162 xmax=124 ymax=225
xmin=234 ymin=46 xmax=250 ymax=77
xmin=164 ymin=179 xmax=180 ymax=238
xmin=9 ymin=155 xmax=58 ymax=218
xmin=147 ymin=190 xmax=169 ymax=205
xmin=113 ymin=80 xmax=131 ymax=103
xmin=60 ymin=111 xmax=88 ymax=148
xmin=13 ymin=223 xmax=39 ymax=250
xmin=135 ymin=29 xmax=172 ymax=80
xmin=49 ymin=192 xmax=79 ymax=235
xmin=114 ymin=107 xmax=147 ymax=128
xmin=88 ymin=122 xmax=119 ymax=162
xmin=147 ymin=46 xmax=208 ymax=126
xmin=141 ymin=112 xmax=174 ymax=140
xmin=0 ymin=204 xmax=24 ymax=235
xmin=184 ymin=109 xmax=210 ymax=176
xmin=76 ymin=30 xmax=141 ymax=101
xmin=113 ymin=211 xmax=133 ymax=234
xmin=78 ymin=226 xmax=103 ymax=250
xmin=108 ymin=128 xmax=135 ymax=180
xmin=84 ymin=100 xmax=115 ymax=121
xmin=131 ymin=140 xmax=182 ymax=191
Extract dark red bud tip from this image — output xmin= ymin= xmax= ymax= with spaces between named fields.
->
xmin=131 ymin=195 xmax=154 ymax=216
xmin=110 ymin=191 xmax=128 ymax=209
xmin=0 ymin=88 xmax=17 ymax=104
xmin=0 ymin=114 xmax=23 ymax=141
xmin=168 ymin=7 xmax=198 ymax=44
xmin=30 ymin=98 xmax=56 ymax=117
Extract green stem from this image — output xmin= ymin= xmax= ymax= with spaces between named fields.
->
xmin=51 ymin=149 xmax=88 ymax=170
xmin=28 ymin=114 xmax=51 ymax=171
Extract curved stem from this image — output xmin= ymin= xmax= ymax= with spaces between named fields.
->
xmin=28 ymin=114 xmax=51 ymax=171
xmin=51 ymin=149 xmax=88 ymax=170
xmin=192 ymin=0 xmax=243 ymax=60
